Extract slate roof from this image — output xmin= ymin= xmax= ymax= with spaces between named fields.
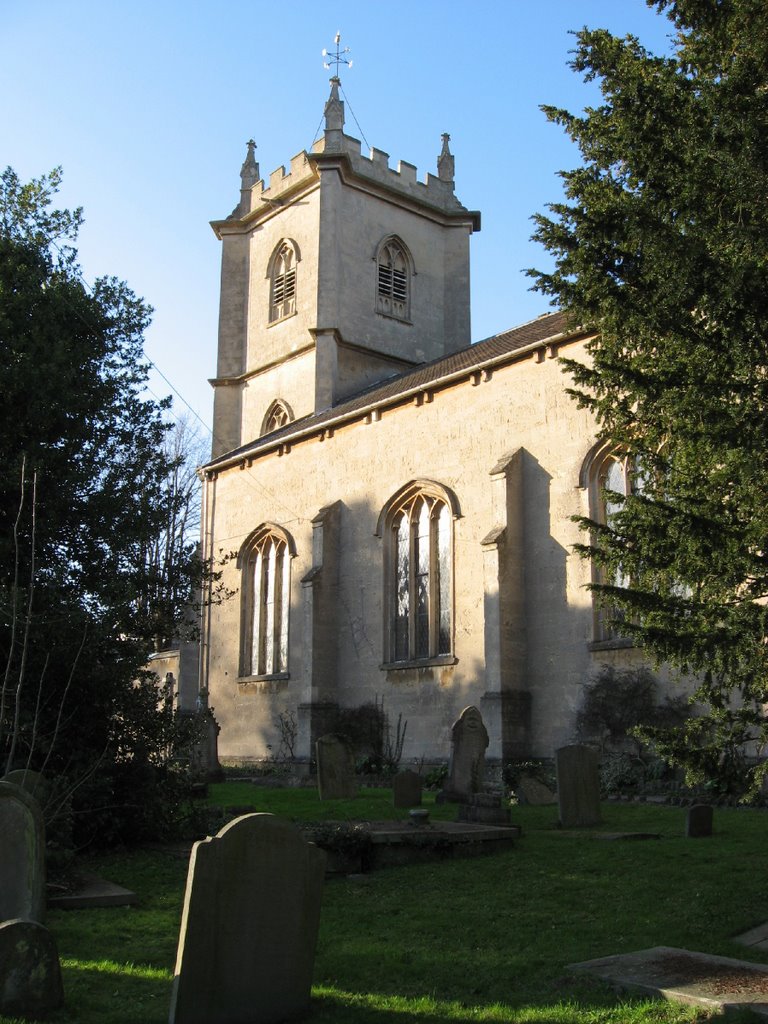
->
xmin=207 ymin=309 xmax=583 ymax=471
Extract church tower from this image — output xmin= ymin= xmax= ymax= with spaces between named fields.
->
xmin=209 ymin=77 xmax=481 ymax=458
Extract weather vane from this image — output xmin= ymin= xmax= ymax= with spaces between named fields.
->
xmin=322 ymin=32 xmax=353 ymax=75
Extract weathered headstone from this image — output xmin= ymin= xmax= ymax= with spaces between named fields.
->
xmin=441 ymin=705 xmax=489 ymax=802
xmin=169 ymin=814 xmax=326 ymax=1024
xmin=516 ymin=774 xmax=557 ymax=806
xmin=0 ymin=781 xmax=45 ymax=923
xmin=2 ymin=769 xmax=49 ymax=810
xmin=556 ymin=744 xmax=602 ymax=828
xmin=316 ymin=733 xmax=358 ymax=800
xmin=686 ymin=803 xmax=713 ymax=838
xmin=0 ymin=919 xmax=63 ymax=1018
xmin=393 ymin=769 xmax=422 ymax=808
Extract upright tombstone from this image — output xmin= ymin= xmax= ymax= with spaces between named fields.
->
xmin=169 ymin=814 xmax=326 ymax=1024
xmin=393 ymin=769 xmax=422 ymax=809
xmin=555 ymin=744 xmax=602 ymax=828
xmin=0 ymin=919 xmax=63 ymax=1018
xmin=2 ymin=769 xmax=49 ymax=811
xmin=441 ymin=706 xmax=489 ymax=802
xmin=0 ymin=782 xmax=45 ymax=923
xmin=686 ymin=803 xmax=713 ymax=838
xmin=316 ymin=733 xmax=358 ymax=800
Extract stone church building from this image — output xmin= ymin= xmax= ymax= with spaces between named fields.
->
xmin=199 ymin=79 xmax=639 ymax=769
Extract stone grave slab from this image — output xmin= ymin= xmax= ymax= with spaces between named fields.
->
xmin=393 ymin=770 xmax=422 ymax=808
xmin=555 ymin=744 xmax=601 ymax=828
xmin=47 ymin=874 xmax=138 ymax=910
xmin=169 ymin=813 xmax=326 ymax=1024
xmin=570 ymin=945 xmax=768 ymax=1018
xmin=316 ymin=733 xmax=358 ymax=800
xmin=0 ymin=781 xmax=45 ymax=923
xmin=0 ymin=919 xmax=63 ymax=1019
xmin=735 ymin=922 xmax=768 ymax=953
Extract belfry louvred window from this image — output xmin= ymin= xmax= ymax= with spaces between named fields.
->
xmin=376 ymin=238 xmax=410 ymax=320
xmin=269 ymin=241 xmax=297 ymax=323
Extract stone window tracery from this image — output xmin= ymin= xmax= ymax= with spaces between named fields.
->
xmin=582 ymin=444 xmax=635 ymax=643
xmin=376 ymin=237 xmax=411 ymax=321
xmin=379 ymin=482 xmax=457 ymax=665
xmin=239 ymin=525 xmax=294 ymax=677
xmin=261 ymin=399 xmax=293 ymax=436
xmin=269 ymin=240 xmax=298 ymax=323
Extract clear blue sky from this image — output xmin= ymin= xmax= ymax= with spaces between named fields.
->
xmin=3 ymin=1 xmax=673 ymax=444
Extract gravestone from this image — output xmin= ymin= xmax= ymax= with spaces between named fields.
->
xmin=556 ymin=744 xmax=602 ymax=828
xmin=686 ymin=803 xmax=713 ymax=838
xmin=0 ymin=919 xmax=63 ymax=1018
xmin=516 ymin=775 xmax=557 ymax=806
xmin=0 ymin=781 xmax=45 ymax=923
xmin=316 ymin=733 xmax=358 ymax=800
xmin=441 ymin=705 xmax=489 ymax=802
xmin=393 ymin=770 xmax=422 ymax=808
xmin=2 ymin=769 xmax=49 ymax=811
xmin=169 ymin=814 xmax=326 ymax=1024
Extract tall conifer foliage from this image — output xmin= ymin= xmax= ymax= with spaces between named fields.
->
xmin=531 ymin=0 xmax=768 ymax=794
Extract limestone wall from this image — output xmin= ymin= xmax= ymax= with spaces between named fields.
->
xmin=202 ymin=337 xmax=638 ymax=766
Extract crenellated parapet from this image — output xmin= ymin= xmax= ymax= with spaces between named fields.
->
xmin=218 ymin=78 xmax=479 ymax=230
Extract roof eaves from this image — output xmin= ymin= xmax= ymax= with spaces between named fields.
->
xmin=205 ymin=317 xmax=588 ymax=475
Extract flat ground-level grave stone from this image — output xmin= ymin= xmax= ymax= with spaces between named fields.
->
xmin=169 ymin=813 xmax=326 ymax=1024
xmin=0 ymin=781 xmax=45 ymax=923
xmin=0 ymin=919 xmax=63 ymax=1019
xmin=570 ymin=946 xmax=768 ymax=1018
xmin=556 ymin=744 xmax=601 ymax=828
xmin=316 ymin=733 xmax=358 ymax=800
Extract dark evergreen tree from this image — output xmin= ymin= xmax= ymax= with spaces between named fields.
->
xmin=0 ymin=167 xmax=202 ymax=841
xmin=530 ymin=0 xmax=768 ymax=795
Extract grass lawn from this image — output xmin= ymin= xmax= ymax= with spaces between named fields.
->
xmin=6 ymin=789 xmax=768 ymax=1023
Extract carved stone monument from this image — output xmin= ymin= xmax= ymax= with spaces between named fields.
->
xmin=441 ymin=706 xmax=489 ymax=802
xmin=169 ymin=814 xmax=326 ymax=1024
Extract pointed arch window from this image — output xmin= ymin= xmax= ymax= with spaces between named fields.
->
xmin=378 ymin=482 xmax=458 ymax=665
xmin=261 ymin=399 xmax=293 ymax=436
xmin=239 ymin=525 xmax=294 ymax=677
xmin=582 ymin=444 xmax=635 ymax=644
xmin=269 ymin=240 xmax=299 ymax=323
xmin=376 ymin=237 xmax=411 ymax=321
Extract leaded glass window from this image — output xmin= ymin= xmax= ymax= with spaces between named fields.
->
xmin=244 ymin=528 xmax=291 ymax=676
xmin=387 ymin=489 xmax=452 ymax=663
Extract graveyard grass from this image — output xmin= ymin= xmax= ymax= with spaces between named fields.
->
xmin=8 ymin=789 xmax=767 ymax=1024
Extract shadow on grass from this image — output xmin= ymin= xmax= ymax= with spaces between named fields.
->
xmin=56 ymin=959 xmax=173 ymax=1024
xmin=306 ymin=979 xmax=705 ymax=1023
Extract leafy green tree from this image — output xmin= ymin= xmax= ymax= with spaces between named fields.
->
xmin=530 ymin=0 xmax=768 ymax=795
xmin=0 ymin=167 xmax=202 ymax=841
